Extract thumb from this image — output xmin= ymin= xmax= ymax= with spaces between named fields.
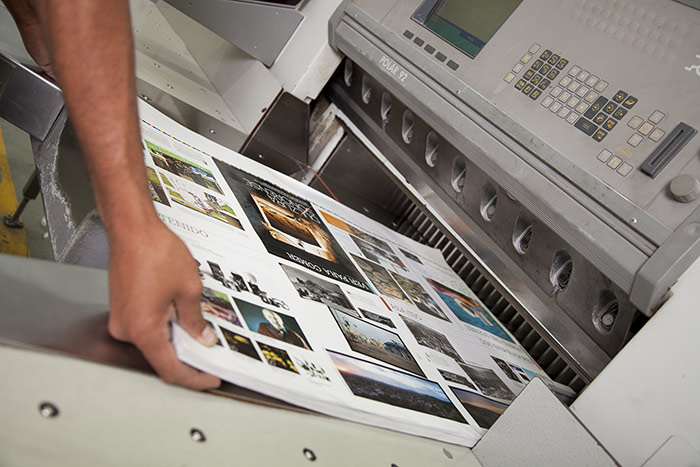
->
xmin=175 ymin=283 xmax=218 ymax=347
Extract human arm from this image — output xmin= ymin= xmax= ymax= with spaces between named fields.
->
xmin=10 ymin=0 xmax=220 ymax=390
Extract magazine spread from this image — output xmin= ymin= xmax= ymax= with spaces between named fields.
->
xmin=138 ymin=102 xmax=575 ymax=447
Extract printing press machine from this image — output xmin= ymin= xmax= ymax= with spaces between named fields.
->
xmin=1 ymin=0 xmax=700 ymax=465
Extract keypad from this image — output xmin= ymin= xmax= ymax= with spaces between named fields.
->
xmin=508 ymin=45 xmax=571 ymax=103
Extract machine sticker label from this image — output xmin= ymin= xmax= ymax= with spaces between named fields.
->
xmin=684 ymin=54 xmax=700 ymax=77
xmin=379 ymin=55 xmax=408 ymax=82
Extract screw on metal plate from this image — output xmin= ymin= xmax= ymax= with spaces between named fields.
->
xmin=303 ymin=448 xmax=317 ymax=461
xmin=39 ymin=402 xmax=59 ymax=419
xmin=140 ymin=94 xmax=150 ymax=102
xmin=209 ymin=129 xmax=216 ymax=135
xmin=629 ymin=217 xmax=638 ymax=224
xmin=190 ymin=428 xmax=206 ymax=443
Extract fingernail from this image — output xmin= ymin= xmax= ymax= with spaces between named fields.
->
xmin=200 ymin=325 xmax=218 ymax=347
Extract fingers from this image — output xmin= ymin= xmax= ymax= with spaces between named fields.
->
xmin=175 ymin=278 xmax=218 ymax=347
xmin=137 ymin=323 xmax=221 ymax=391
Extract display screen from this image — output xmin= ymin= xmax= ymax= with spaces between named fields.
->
xmin=414 ymin=0 xmax=522 ymax=58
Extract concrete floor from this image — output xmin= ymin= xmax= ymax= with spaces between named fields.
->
xmin=0 ymin=118 xmax=54 ymax=260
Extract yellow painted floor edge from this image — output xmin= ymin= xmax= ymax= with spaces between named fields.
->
xmin=0 ymin=126 xmax=30 ymax=256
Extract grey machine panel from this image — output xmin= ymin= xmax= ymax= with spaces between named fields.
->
xmin=328 ymin=0 xmax=700 ymax=380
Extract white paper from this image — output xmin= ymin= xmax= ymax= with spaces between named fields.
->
xmin=138 ymin=101 xmax=575 ymax=447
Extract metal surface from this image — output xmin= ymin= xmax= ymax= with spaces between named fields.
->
xmin=0 ymin=51 xmax=63 ymax=141
xmin=164 ymin=0 xmax=303 ymax=67
xmin=473 ymin=378 xmax=616 ymax=466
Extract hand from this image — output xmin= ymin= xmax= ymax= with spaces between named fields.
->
xmin=4 ymin=0 xmax=55 ymax=79
xmin=106 ymin=217 xmax=221 ymax=390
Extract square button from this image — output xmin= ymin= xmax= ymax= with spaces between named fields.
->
xmin=628 ymin=115 xmax=644 ymax=129
xmin=569 ymin=65 xmax=581 ymax=77
xmin=542 ymin=96 xmax=554 ymax=108
xmin=551 ymin=86 xmax=563 ymax=97
xmin=425 ymin=44 xmax=436 ymax=54
xmin=529 ymin=88 xmax=542 ymax=99
xmin=577 ymin=70 xmax=590 ymax=82
xmin=568 ymin=96 xmax=580 ymax=107
xmin=447 ymin=60 xmax=459 ymax=70
xmin=603 ymin=102 xmax=618 ymax=114
xmin=607 ymin=155 xmax=622 ymax=168
xmin=548 ymin=54 xmax=560 ymax=65
xmin=522 ymin=83 xmax=535 ymax=95
xmin=650 ymin=128 xmax=666 ymax=142
xmin=529 ymin=43 xmax=541 ymax=54
xmin=403 ymin=30 xmax=414 ymax=39
xmin=568 ymin=81 xmax=581 ymax=92
xmin=512 ymin=62 xmax=524 ymax=73
xmin=603 ymin=118 xmax=617 ymax=131
xmin=555 ymin=58 xmax=569 ymax=70
xmin=540 ymin=49 xmax=553 ymax=60
xmin=531 ymin=74 xmax=543 ymax=85
xmin=585 ymin=75 xmax=599 ymax=87
xmin=585 ymin=91 xmax=598 ymax=103
xmin=515 ymin=79 xmax=527 ymax=90
xmin=538 ymin=78 xmax=551 ymax=90
xmin=593 ymin=128 xmax=608 ymax=142
xmin=521 ymin=53 xmax=533 ymax=63
xmin=622 ymin=95 xmax=638 ymax=108
xmin=612 ymin=107 xmax=628 ymax=120
xmin=550 ymin=101 xmax=563 ymax=112
xmin=504 ymin=72 xmax=516 ymax=83
xmin=595 ymin=80 xmax=609 ymax=92
xmin=597 ymin=149 xmax=612 ymax=162
xmin=559 ymin=91 xmax=572 ymax=102
xmin=524 ymin=69 xmax=535 ymax=80
xmin=576 ymin=86 xmax=589 ymax=98
xmin=436 ymin=52 xmax=447 ymax=62
xmin=612 ymin=90 xmax=628 ymax=103
xmin=531 ymin=59 xmax=543 ymax=71
xmin=541 ymin=63 xmax=552 ymax=75
xmin=576 ymin=102 xmax=590 ymax=113
xmin=547 ymin=69 xmax=560 ymax=80
xmin=558 ymin=107 xmax=571 ymax=118
xmin=649 ymin=111 xmax=665 ymax=124
xmin=560 ymin=75 xmax=573 ymax=87
xmin=639 ymin=122 xmax=654 ymax=135
xmin=617 ymin=163 xmax=633 ymax=176
xmin=414 ymin=37 xmax=425 ymax=46
xmin=628 ymin=134 xmax=643 ymax=147
xmin=566 ymin=112 xmax=579 ymax=124
xmin=593 ymin=112 xmax=608 ymax=125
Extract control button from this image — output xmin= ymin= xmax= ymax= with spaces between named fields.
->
xmin=547 ymin=69 xmax=560 ymax=80
xmin=568 ymin=65 xmax=581 ymax=77
xmin=575 ymin=118 xmax=597 ymax=135
xmin=550 ymin=101 xmax=563 ymax=113
xmin=649 ymin=128 xmax=666 ymax=142
xmin=577 ymin=70 xmax=590 ymax=82
xmin=593 ymin=128 xmax=609 ymax=142
xmin=531 ymin=74 xmax=543 ymax=86
xmin=559 ymin=91 xmax=572 ymax=102
xmin=585 ymin=91 xmax=598 ymax=103
xmin=585 ymin=75 xmax=599 ymax=87
xmin=521 ymin=53 xmax=533 ymax=64
xmin=548 ymin=53 xmax=560 ymax=65
xmin=529 ymin=43 xmax=541 ymax=54
xmin=593 ymin=112 xmax=608 ymax=125
xmin=436 ymin=52 xmax=447 ymax=62
xmin=555 ymin=58 xmax=569 ymax=70
xmin=585 ymin=96 xmax=608 ymax=119
xmin=568 ymin=96 xmax=580 ymax=108
xmin=622 ymin=95 xmax=638 ymax=108
xmin=612 ymin=107 xmax=628 ymax=120
xmin=531 ymin=59 xmax=543 ymax=71
xmin=568 ymin=81 xmax=581 ymax=92
xmin=597 ymin=149 xmax=613 ymax=162
xmin=542 ymin=96 xmax=554 ymax=108
xmin=595 ymin=80 xmax=609 ymax=92
xmin=576 ymin=102 xmax=590 ymax=113
xmin=515 ymin=79 xmax=527 ymax=90
xmin=560 ymin=75 xmax=573 ymax=87
xmin=576 ymin=86 xmax=589 ymax=98
xmin=523 ymin=69 xmax=535 ymax=80
xmin=522 ymin=83 xmax=535 ymax=95
xmin=538 ymin=78 xmax=551 ymax=90
xmin=529 ymin=88 xmax=542 ymax=100
xmin=628 ymin=116 xmax=644 ymax=129
xmin=540 ymin=63 xmax=552 ymax=75
xmin=612 ymin=90 xmax=628 ymax=103
xmin=513 ymin=62 xmax=525 ymax=73
xmin=551 ymin=86 xmax=563 ymax=97
xmin=447 ymin=60 xmax=459 ymax=70
xmin=617 ymin=163 xmax=633 ymax=176
xmin=607 ymin=155 xmax=622 ymax=168
xmin=425 ymin=44 xmax=436 ymax=54
xmin=566 ymin=112 xmax=580 ymax=124
xmin=603 ymin=101 xmax=618 ymax=114
xmin=649 ymin=111 xmax=665 ymax=124
xmin=540 ymin=49 xmax=553 ymax=60
xmin=669 ymin=174 xmax=700 ymax=203
xmin=414 ymin=37 xmax=425 ymax=46
xmin=558 ymin=106 xmax=571 ymax=118
xmin=504 ymin=73 xmax=516 ymax=83
xmin=628 ymin=133 xmax=643 ymax=147
xmin=639 ymin=122 xmax=654 ymax=135
xmin=603 ymin=118 xmax=617 ymax=131
xmin=403 ymin=30 xmax=414 ymax=39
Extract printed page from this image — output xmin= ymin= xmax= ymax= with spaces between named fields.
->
xmin=138 ymin=101 xmax=575 ymax=447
